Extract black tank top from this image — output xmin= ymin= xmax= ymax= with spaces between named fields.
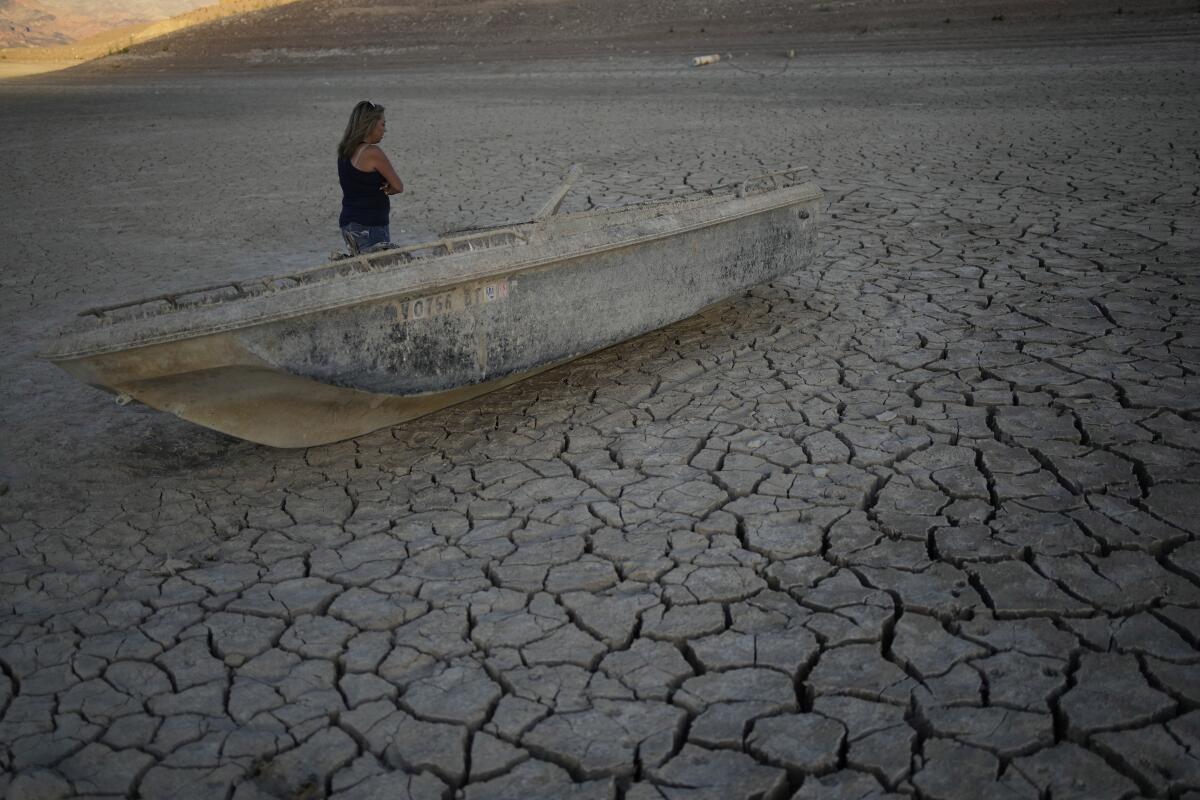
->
xmin=338 ymin=156 xmax=390 ymax=227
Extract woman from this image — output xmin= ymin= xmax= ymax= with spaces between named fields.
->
xmin=337 ymin=100 xmax=405 ymax=254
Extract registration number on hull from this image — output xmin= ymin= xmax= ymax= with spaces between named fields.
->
xmin=393 ymin=277 xmax=510 ymax=322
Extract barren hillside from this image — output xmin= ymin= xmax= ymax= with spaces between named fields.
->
xmin=0 ymin=0 xmax=207 ymax=47
xmin=0 ymin=0 xmax=300 ymax=68
xmin=4 ymin=0 xmax=1199 ymax=76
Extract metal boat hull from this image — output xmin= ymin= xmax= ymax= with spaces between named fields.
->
xmin=47 ymin=180 xmax=823 ymax=447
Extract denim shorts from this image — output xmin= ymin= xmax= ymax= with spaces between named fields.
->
xmin=341 ymin=222 xmax=391 ymax=254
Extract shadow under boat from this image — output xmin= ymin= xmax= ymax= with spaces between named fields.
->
xmin=41 ymin=168 xmax=823 ymax=448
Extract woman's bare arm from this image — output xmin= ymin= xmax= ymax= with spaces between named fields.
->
xmin=359 ymin=145 xmax=404 ymax=194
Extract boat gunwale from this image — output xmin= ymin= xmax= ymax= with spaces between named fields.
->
xmin=43 ymin=182 xmax=823 ymax=362
xmin=71 ymin=225 xmax=535 ymax=321
xmin=82 ymin=188 xmax=749 ymax=322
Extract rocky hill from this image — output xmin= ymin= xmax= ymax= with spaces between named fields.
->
xmin=0 ymin=0 xmax=207 ymax=47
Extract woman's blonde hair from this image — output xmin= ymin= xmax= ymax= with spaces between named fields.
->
xmin=337 ymin=100 xmax=385 ymax=160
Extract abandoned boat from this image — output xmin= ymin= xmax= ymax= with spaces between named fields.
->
xmin=42 ymin=168 xmax=823 ymax=447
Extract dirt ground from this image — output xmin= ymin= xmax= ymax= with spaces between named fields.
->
xmin=1 ymin=5 xmax=1199 ymax=799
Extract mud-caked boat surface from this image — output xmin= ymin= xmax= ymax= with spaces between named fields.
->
xmin=42 ymin=170 xmax=823 ymax=447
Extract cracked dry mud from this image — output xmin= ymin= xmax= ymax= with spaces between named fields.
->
xmin=2 ymin=22 xmax=1200 ymax=800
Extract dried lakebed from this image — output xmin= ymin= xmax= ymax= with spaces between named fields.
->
xmin=1 ymin=25 xmax=1199 ymax=800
